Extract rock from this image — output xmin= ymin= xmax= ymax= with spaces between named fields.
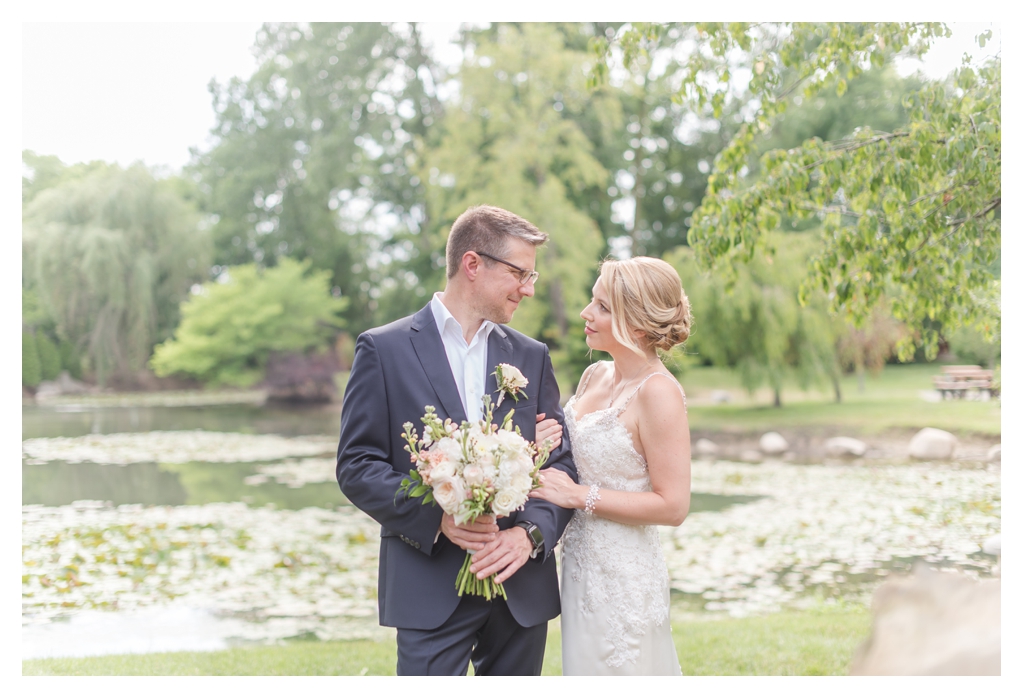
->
xmin=34 ymin=381 xmax=63 ymax=399
xmin=908 ymin=428 xmax=958 ymax=461
xmin=693 ymin=438 xmax=719 ymax=460
xmin=986 ymin=444 xmax=1001 ymax=463
xmin=710 ymin=390 xmax=732 ymax=404
xmin=981 ymin=534 xmax=1001 ymax=557
xmin=738 ymin=449 xmax=763 ymax=464
xmin=759 ymin=431 xmax=789 ymax=455
xmin=850 ymin=565 xmax=1000 ymax=675
xmin=824 ymin=436 xmax=868 ymax=459
xmin=35 ymin=371 xmax=94 ymax=399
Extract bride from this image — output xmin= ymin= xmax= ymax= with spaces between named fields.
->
xmin=532 ymin=256 xmax=692 ymax=675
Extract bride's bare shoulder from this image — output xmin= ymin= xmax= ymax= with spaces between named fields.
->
xmin=635 ymin=373 xmax=687 ymax=417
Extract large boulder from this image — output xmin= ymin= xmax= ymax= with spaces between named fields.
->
xmin=907 ymin=428 xmax=958 ymax=461
xmin=824 ymin=436 xmax=868 ymax=459
xmin=693 ymin=438 xmax=719 ymax=460
xmin=759 ymin=431 xmax=789 ymax=456
xmin=850 ymin=565 xmax=1000 ymax=675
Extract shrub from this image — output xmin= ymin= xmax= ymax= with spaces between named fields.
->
xmin=23 ymin=331 xmax=41 ymax=388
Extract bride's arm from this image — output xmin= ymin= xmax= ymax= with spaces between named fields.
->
xmin=529 ymin=376 xmax=691 ymax=527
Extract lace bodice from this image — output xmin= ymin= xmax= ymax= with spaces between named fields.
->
xmin=560 ymin=362 xmax=686 ymax=668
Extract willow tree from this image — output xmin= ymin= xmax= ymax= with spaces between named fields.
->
xmin=418 ymin=23 xmax=607 ymax=384
xmin=668 ymin=233 xmax=837 ymax=407
xmin=596 ymin=23 xmax=1000 ymax=358
xmin=22 ymin=162 xmax=210 ymax=384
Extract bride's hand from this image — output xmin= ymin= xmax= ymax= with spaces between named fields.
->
xmin=529 ymin=468 xmax=584 ymax=509
xmin=534 ymin=413 xmax=562 ymax=450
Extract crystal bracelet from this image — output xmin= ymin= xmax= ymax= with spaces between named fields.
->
xmin=583 ymin=484 xmax=601 ymax=514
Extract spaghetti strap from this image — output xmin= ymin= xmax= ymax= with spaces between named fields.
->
xmin=617 ymin=372 xmax=687 ymax=415
xmin=576 ymin=360 xmax=608 ymax=398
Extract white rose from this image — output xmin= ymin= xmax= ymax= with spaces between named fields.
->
xmin=510 ymin=473 xmax=533 ymax=496
xmin=435 ymin=436 xmax=463 ymax=465
xmin=463 ymin=464 xmax=485 ymax=486
xmin=432 ymin=476 xmax=466 ymax=515
xmin=491 ymin=488 xmax=522 ymax=517
xmin=429 ymin=454 xmax=456 ymax=482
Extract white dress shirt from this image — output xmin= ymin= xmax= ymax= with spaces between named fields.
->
xmin=430 ymin=292 xmax=495 ymax=422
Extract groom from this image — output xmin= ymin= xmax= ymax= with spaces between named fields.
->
xmin=336 ymin=204 xmax=577 ymax=675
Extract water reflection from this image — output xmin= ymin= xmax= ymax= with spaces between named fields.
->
xmin=22 ymin=459 xmax=756 ymax=514
xmin=22 ymin=403 xmax=341 ymax=440
xmin=21 ymin=461 xmax=346 ymax=510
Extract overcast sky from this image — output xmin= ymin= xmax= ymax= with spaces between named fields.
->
xmin=22 ymin=22 xmax=1001 ymax=173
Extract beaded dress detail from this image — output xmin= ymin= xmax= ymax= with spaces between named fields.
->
xmin=559 ymin=362 xmax=685 ymax=675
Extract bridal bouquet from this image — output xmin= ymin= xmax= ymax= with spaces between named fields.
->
xmin=397 ymin=364 xmax=552 ymax=599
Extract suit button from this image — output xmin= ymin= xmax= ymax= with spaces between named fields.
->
xmin=414 ymin=542 xmax=421 ymax=549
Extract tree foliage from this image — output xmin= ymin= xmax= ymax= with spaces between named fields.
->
xmin=22 ymin=160 xmax=211 ymax=385
xmin=188 ymin=22 xmax=443 ymax=335
xmin=667 ymin=233 xmax=837 ymax=406
xmin=23 ymin=331 xmax=42 ymax=389
xmin=419 ymin=24 xmax=607 ymax=384
xmin=598 ymin=23 xmax=1000 ymax=359
xmin=150 ymin=258 xmax=347 ymax=387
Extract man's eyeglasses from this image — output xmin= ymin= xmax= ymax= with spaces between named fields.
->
xmin=475 ymin=251 xmax=540 ymax=286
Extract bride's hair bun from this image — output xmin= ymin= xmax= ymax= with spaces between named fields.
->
xmin=598 ymin=257 xmax=693 ymax=355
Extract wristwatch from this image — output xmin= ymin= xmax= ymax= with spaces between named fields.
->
xmin=513 ymin=521 xmax=544 ymax=559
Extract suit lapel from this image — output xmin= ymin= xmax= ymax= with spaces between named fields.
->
xmin=486 ymin=326 xmax=517 ymax=424
xmin=410 ymin=305 xmax=467 ymax=424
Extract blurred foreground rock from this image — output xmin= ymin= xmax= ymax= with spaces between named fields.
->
xmin=986 ymin=444 xmax=1001 ymax=463
xmin=908 ymin=427 xmax=958 ymax=461
xmin=850 ymin=565 xmax=1000 ymax=675
xmin=824 ymin=436 xmax=868 ymax=458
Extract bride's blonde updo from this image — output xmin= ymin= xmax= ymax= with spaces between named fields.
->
xmin=598 ymin=256 xmax=693 ymax=355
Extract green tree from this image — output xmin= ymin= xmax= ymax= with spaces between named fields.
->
xmin=419 ymin=24 xmax=607 ymax=385
xmin=189 ymin=22 xmax=442 ymax=335
xmin=667 ymin=233 xmax=836 ymax=406
xmin=834 ymin=304 xmax=908 ymax=394
xmin=23 ymin=161 xmax=211 ymax=385
xmin=36 ymin=332 xmax=61 ymax=381
xmin=597 ymin=23 xmax=999 ymax=358
xmin=151 ymin=258 xmax=347 ymax=387
xmin=22 ymin=331 xmax=41 ymax=389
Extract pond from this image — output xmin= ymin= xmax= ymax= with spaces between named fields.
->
xmin=22 ymin=400 xmax=1000 ymax=659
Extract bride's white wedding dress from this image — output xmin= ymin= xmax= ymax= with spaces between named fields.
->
xmin=560 ymin=363 xmax=684 ymax=676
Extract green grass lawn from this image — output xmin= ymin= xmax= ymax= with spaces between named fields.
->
xmin=23 ymin=606 xmax=871 ymax=676
xmin=675 ymin=363 xmax=999 ymax=436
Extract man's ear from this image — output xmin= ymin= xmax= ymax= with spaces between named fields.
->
xmin=462 ymin=251 xmax=482 ymax=282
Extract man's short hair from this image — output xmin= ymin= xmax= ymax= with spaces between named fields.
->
xmin=445 ymin=205 xmax=548 ymax=279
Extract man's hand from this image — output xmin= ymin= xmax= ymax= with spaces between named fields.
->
xmin=535 ymin=412 xmax=563 ymax=450
xmin=440 ymin=513 xmax=498 ymax=551
xmin=468 ymin=526 xmax=533 ymax=585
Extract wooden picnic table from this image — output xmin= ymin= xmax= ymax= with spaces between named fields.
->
xmin=932 ymin=365 xmax=995 ymax=400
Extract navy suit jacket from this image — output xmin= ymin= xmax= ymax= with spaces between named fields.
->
xmin=336 ymin=304 xmax=577 ymax=630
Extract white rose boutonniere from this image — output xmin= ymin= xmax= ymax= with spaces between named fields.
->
xmin=493 ymin=363 xmax=529 ymax=407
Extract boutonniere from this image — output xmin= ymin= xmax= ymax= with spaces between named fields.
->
xmin=493 ymin=363 xmax=529 ymax=407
